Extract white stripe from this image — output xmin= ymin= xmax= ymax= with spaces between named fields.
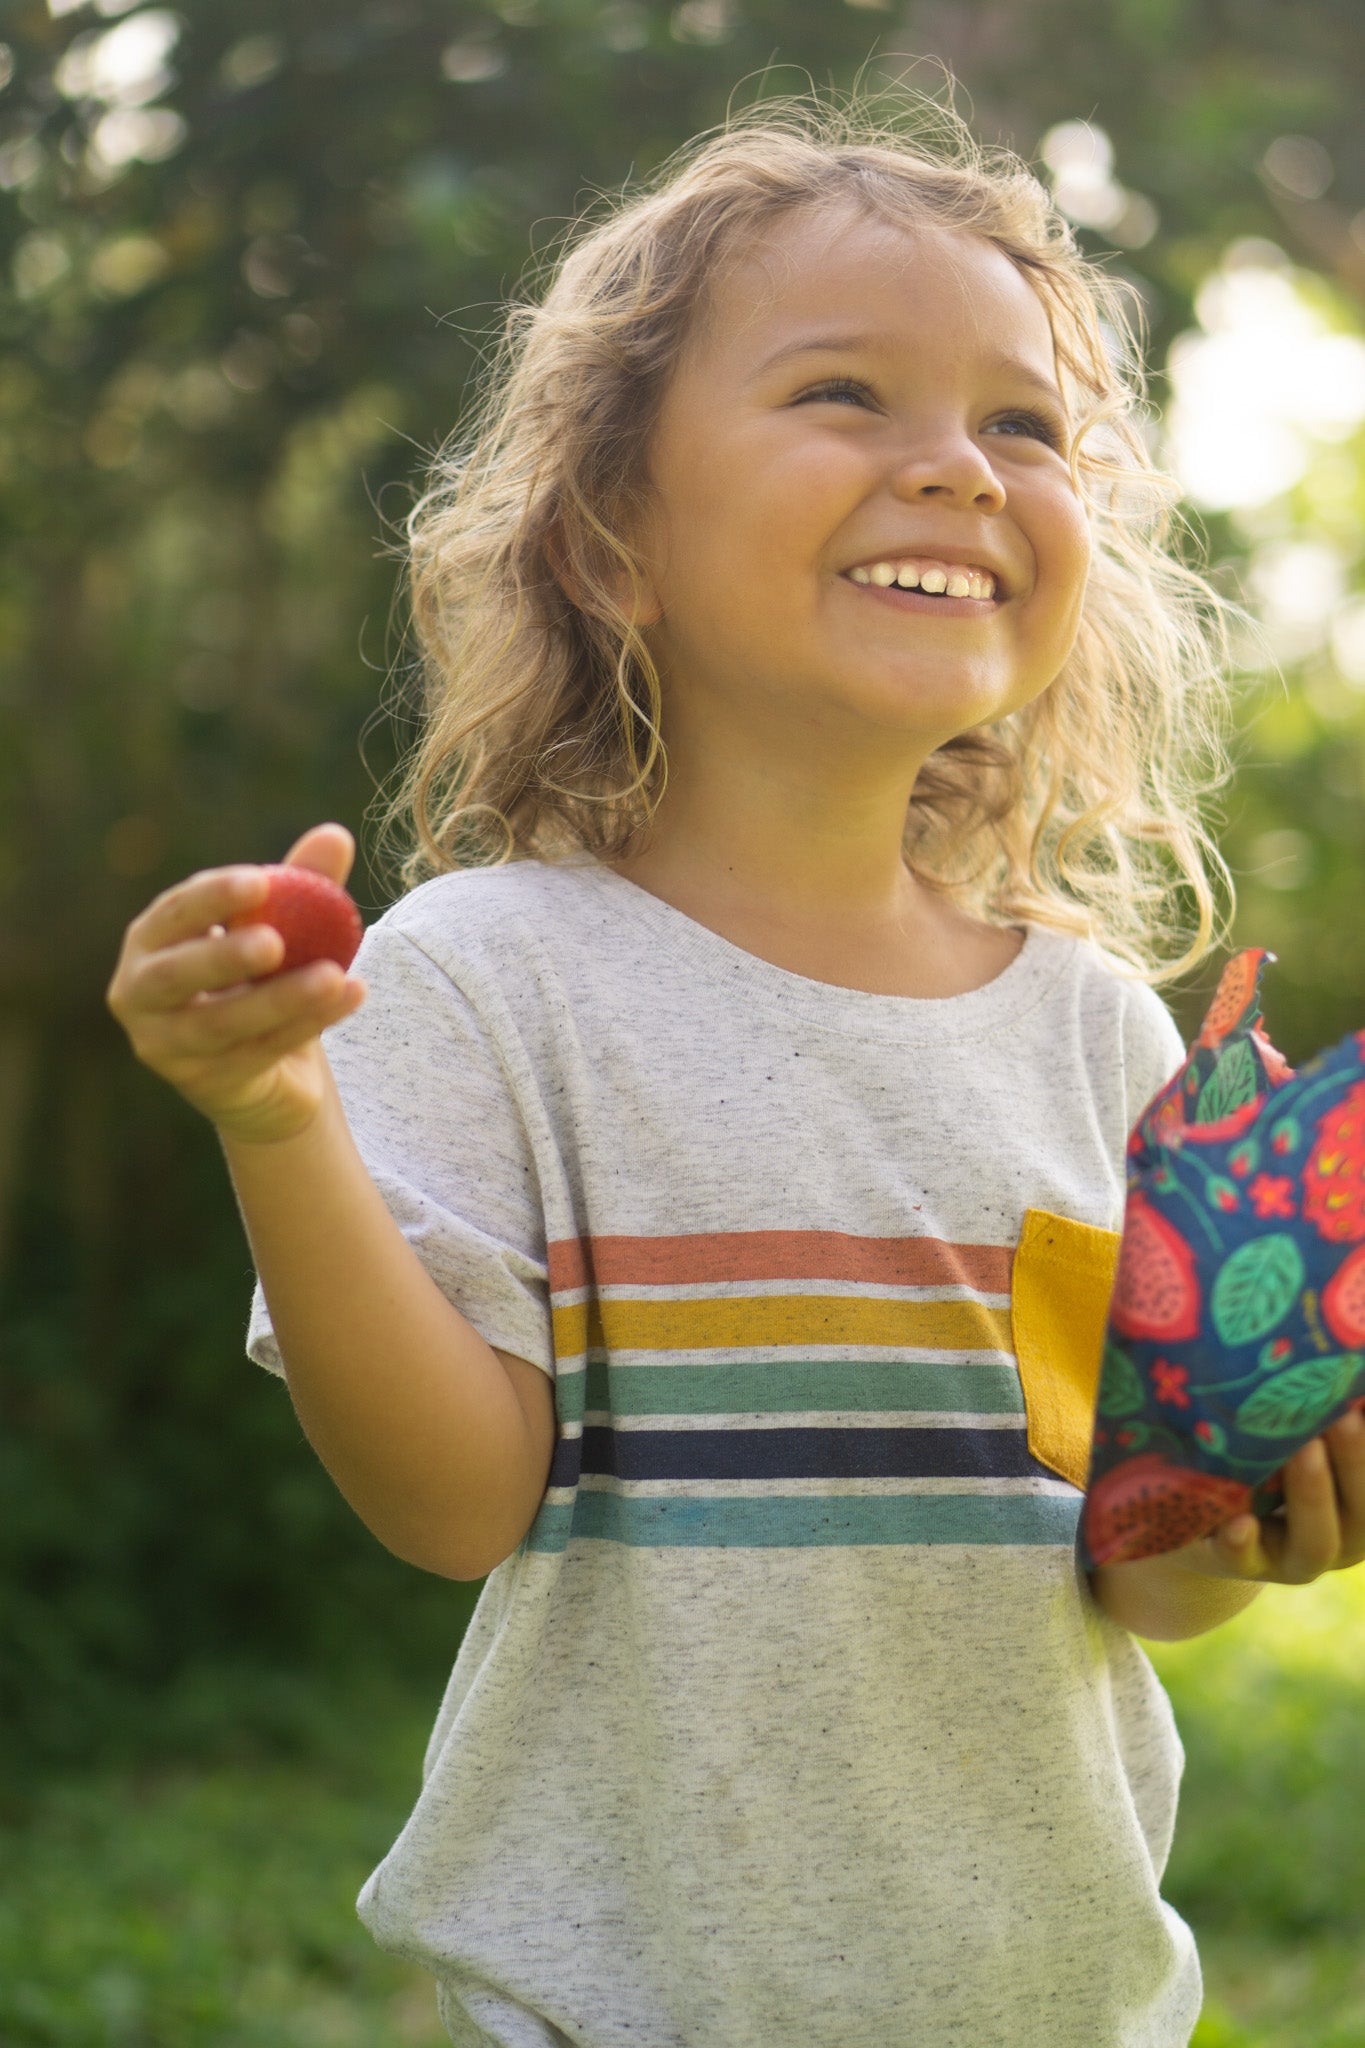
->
xmin=551 ymin=1345 xmax=1020 ymax=1370
xmin=553 ymin=1279 xmax=1011 ymax=1307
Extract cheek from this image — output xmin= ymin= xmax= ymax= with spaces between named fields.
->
xmin=1039 ymin=495 xmax=1092 ymax=627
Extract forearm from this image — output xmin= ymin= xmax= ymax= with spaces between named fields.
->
xmin=1087 ymin=1552 xmax=1265 ymax=1641
xmin=219 ymin=1064 xmax=543 ymax=1579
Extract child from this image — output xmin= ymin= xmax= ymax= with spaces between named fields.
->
xmin=106 ymin=88 xmax=1365 ymax=2048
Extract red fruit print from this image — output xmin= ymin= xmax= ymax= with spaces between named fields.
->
xmin=1110 ymin=1192 xmax=1201 ymax=1343
xmin=226 ymin=866 xmax=362 ymax=976
xmin=1084 ymin=1454 xmax=1253 ymax=1566
xmin=1320 ymin=1242 xmax=1365 ymax=1348
xmin=1196 ymin=950 xmax=1264 ymax=1049
xmin=1303 ymin=1080 xmax=1365 ymax=1243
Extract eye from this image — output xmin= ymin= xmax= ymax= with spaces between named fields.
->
xmin=987 ymin=408 xmax=1066 ymax=450
xmin=794 ymin=376 xmax=877 ymax=409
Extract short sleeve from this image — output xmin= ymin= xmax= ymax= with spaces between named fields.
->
xmin=245 ymin=914 xmax=554 ymax=1381
xmin=1121 ymin=978 xmax=1188 ymax=1133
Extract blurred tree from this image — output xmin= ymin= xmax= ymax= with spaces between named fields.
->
xmin=2 ymin=0 xmax=1363 ymax=1759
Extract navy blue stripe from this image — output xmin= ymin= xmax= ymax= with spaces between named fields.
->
xmin=548 ymin=1422 xmax=1043 ymax=1488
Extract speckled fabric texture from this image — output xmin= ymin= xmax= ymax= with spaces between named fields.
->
xmin=246 ymin=858 xmax=1198 ymax=2048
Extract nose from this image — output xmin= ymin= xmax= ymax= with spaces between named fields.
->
xmin=888 ymin=424 xmax=1007 ymax=512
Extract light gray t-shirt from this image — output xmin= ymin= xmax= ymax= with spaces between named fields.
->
xmin=246 ymin=857 xmax=1199 ymax=2048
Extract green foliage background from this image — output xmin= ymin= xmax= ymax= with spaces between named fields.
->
xmin=3 ymin=5 xmax=1365 ymax=2033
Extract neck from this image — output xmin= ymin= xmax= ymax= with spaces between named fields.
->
xmin=606 ymin=745 xmax=942 ymax=940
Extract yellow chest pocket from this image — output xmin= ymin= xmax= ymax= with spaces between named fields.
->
xmin=1009 ymin=1208 xmax=1122 ymax=1491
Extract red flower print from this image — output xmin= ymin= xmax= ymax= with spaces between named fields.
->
xmin=1303 ymin=1079 xmax=1365 ymax=1241
xmin=1116 ymin=1429 xmax=1136 ymax=1447
xmin=1151 ymin=1357 xmax=1192 ymax=1409
xmin=1247 ymin=1172 xmax=1296 ymax=1220
xmin=1194 ymin=1420 xmax=1214 ymax=1443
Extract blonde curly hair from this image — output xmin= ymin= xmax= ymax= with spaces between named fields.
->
xmin=369 ymin=80 xmax=1239 ymax=987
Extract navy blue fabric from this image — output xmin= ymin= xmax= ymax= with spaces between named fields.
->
xmin=1080 ymin=949 xmax=1365 ymax=1568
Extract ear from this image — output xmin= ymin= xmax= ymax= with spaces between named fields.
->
xmin=545 ymin=516 xmax=663 ymax=628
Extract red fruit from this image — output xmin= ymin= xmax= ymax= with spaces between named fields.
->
xmin=1109 ymin=1192 xmax=1201 ymax=1343
xmin=226 ymin=865 xmax=362 ymax=975
xmin=1320 ymin=1243 xmax=1365 ymax=1347
xmin=1084 ymin=1453 xmax=1253 ymax=1566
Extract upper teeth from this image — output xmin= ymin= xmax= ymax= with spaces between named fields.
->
xmin=848 ymin=559 xmax=997 ymax=600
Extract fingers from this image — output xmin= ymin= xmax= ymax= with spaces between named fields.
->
xmin=120 ymin=867 xmax=269 ymax=964
xmin=179 ymin=956 xmax=361 ymax=1058
xmin=1325 ymin=1403 xmax=1365 ymax=1569
xmin=142 ymin=921 xmax=286 ymax=1013
xmin=1216 ymin=1435 xmax=1347 ymax=1584
xmin=107 ymin=830 xmax=356 ymax=1022
xmin=281 ymin=820 xmax=354 ymax=885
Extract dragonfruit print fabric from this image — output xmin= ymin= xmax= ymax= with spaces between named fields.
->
xmin=1080 ymin=947 xmax=1365 ymax=1570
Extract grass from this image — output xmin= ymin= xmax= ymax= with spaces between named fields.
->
xmin=1151 ymin=1566 xmax=1365 ymax=2046
xmin=3 ymin=1570 xmax=1364 ymax=2047
xmin=0 ymin=1665 xmax=448 ymax=2048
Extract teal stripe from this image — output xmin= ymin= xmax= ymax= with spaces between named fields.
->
xmin=556 ymin=1358 xmax=1024 ymax=1427
xmin=524 ymin=1489 xmax=1079 ymax=1552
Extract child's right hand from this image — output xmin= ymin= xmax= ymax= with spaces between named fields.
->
xmin=105 ymin=822 xmax=367 ymax=1147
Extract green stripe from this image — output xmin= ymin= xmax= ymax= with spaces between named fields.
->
xmin=554 ymin=1358 xmax=1025 ymax=1427
xmin=524 ymin=1490 xmax=1078 ymax=1552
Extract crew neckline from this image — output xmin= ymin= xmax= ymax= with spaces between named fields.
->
xmin=574 ymin=859 xmax=1070 ymax=1045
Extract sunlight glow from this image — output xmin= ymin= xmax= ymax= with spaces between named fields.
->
xmin=1039 ymin=119 xmax=1158 ymax=249
xmin=1165 ymin=243 xmax=1365 ymax=511
xmin=52 ymin=9 xmax=181 ymax=106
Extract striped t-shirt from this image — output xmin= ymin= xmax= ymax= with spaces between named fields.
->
xmin=246 ymin=856 xmax=1201 ymax=2048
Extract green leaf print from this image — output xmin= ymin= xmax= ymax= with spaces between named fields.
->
xmin=1195 ymin=1040 xmax=1260 ymax=1124
xmin=1097 ymin=1345 xmax=1146 ymax=1417
xmin=1237 ymin=1354 xmax=1360 ymax=1439
xmin=1210 ymin=1234 xmax=1304 ymax=1347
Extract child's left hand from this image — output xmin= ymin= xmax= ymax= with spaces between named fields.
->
xmin=1174 ymin=1407 xmax=1365 ymax=1584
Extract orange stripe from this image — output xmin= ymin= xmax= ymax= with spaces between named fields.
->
xmin=551 ymin=1291 xmax=1012 ymax=1360
xmin=547 ymin=1230 xmax=1012 ymax=1295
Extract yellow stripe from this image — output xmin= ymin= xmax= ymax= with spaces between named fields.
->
xmin=552 ymin=1293 xmax=1012 ymax=1359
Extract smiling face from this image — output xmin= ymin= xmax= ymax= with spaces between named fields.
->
xmin=628 ymin=203 xmax=1092 ymax=761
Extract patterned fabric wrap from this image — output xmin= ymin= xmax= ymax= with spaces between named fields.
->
xmin=1080 ymin=947 xmax=1365 ymax=1569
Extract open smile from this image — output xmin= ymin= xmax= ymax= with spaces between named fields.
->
xmin=839 ymin=552 xmax=1008 ymax=616
xmin=841 ymin=575 xmax=1000 ymax=618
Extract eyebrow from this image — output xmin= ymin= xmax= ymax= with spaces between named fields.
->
xmin=751 ymin=331 xmax=1066 ymax=405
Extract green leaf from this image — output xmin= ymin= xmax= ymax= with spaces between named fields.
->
xmin=1097 ymin=1345 xmax=1146 ymax=1417
xmin=1237 ymin=1354 xmax=1360 ymax=1438
xmin=1210 ymin=1233 xmax=1304 ymax=1347
xmin=1196 ymin=1039 xmax=1260 ymax=1124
